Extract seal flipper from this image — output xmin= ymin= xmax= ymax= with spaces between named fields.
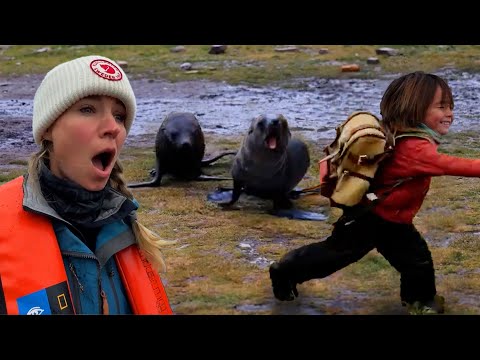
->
xmin=150 ymin=168 xmax=231 ymax=183
xmin=197 ymin=174 xmax=233 ymax=181
xmin=128 ymin=163 xmax=164 ymax=188
xmin=207 ymin=188 xmax=234 ymax=203
xmin=271 ymin=194 xmax=327 ymax=221
xmin=273 ymin=196 xmax=294 ymax=210
xmin=209 ymin=180 xmax=243 ymax=206
xmin=201 ymin=151 xmax=237 ymax=166
xmin=226 ymin=180 xmax=243 ymax=206
xmin=288 ymin=185 xmax=322 ymax=200
xmin=270 ymin=208 xmax=328 ymax=221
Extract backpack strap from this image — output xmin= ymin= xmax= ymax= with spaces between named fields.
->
xmin=341 ymin=170 xmax=374 ymax=183
xmin=346 ymin=145 xmax=393 ymax=166
xmin=340 ymin=176 xmax=414 ymax=226
xmin=395 ymin=129 xmax=436 ymax=143
xmin=342 ymin=130 xmax=433 ymax=219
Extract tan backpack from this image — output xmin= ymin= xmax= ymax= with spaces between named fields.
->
xmin=293 ymin=111 xmax=434 ymax=211
xmin=318 ymin=111 xmax=394 ymax=208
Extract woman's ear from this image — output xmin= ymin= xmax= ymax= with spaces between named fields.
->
xmin=43 ymin=127 xmax=53 ymax=141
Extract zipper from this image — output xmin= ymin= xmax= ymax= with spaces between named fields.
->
xmin=66 ymin=252 xmax=102 ymax=314
xmin=107 ymin=264 xmax=120 ymax=313
xmin=97 ymin=261 xmax=111 ymax=315
xmin=68 ymin=262 xmax=83 ymax=314
xmin=69 ymin=262 xmax=84 ymax=292
xmin=100 ymin=289 xmax=109 ymax=315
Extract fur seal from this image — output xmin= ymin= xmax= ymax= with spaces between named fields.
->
xmin=128 ymin=112 xmax=236 ymax=188
xmin=208 ymin=114 xmax=327 ymax=220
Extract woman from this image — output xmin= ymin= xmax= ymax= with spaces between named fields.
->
xmin=0 ymin=55 xmax=173 ymax=315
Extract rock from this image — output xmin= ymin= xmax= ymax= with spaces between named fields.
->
xmin=341 ymin=64 xmax=360 ymax=72
xmin=180 ymin=62 xmax=192 ymax=71
xmin=318 ymin=48 xmax=329 ymax=54
xmin=375 ymin=47 xmax=399 ymax=56
xmin=170 ymin=46 xmax=186 ymax=53
xmin=209 ymin=45 xmax=227 ymax=54
xmin=274 ymin=46 xmax=298 ymax=52
xmin=116 ymin=60 xmax=128 ymax=69
xmin=34 ymin=47 xmax=51 ymax=53
xmin=367 ymin=57 xmax=380 ymax=64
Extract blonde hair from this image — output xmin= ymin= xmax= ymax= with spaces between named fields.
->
xmin=27 ymin=140 xmax=172 ymax=274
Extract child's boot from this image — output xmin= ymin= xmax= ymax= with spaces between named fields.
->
xmin=269 ymin=262 xmax=299 ymax=301
xmin=403 ymin=294 xmax=445 ymax=315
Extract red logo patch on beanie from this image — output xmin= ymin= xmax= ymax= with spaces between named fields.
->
xmin=90 ymin=59 xmax=123 ymax=81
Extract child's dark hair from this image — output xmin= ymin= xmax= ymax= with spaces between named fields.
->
xmin=380 ymin=71 xmax=454 ymax=134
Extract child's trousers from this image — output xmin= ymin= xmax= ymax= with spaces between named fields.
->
xmin=276 ymin=210 xmax=437 ymax=304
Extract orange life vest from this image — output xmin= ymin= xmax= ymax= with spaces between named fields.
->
xmin=0 ymin=176 xmax=173 ymax=315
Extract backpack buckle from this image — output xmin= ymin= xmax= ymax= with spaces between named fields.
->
xmin=358 ymin=155 xmax=367 ymax=165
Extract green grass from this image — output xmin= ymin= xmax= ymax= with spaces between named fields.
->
xmin=3 ymin=47 xmax=480 ymax=314
xmin=0 ymin=170 xmax=25 ymax=184
xmin=3 ymin=45 xmax=480 ymax=85
xmin=123 ymin=131 xmax=480 ymax=314
xmin=3 ymin=130 xmax=480 ymax=314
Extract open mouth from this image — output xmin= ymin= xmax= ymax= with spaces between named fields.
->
xmin=264 ymin=125 xmax=283 ymax=150
xmin=265 ymin=134 xmax=278 ymax=150
xmin=92 ymin=149 xmax=115 ymax=171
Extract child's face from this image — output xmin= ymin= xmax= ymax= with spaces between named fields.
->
xmin=423 ymin=86 xmax=453 ymax=135
xmin=43 ymin=95 xmax=127 ymax=191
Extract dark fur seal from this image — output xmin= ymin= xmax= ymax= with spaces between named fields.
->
xmin=210 ymin=114 xmax=319 ymax=220
xmin=129 ymin=112 xmax=236 ymax=188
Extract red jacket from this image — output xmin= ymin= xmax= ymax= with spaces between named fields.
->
xmin=371 ymin=137 xmax=480 ymax=224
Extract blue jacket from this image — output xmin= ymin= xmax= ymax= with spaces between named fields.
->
xmin=23 ymin=175 xmax=138 ymax=314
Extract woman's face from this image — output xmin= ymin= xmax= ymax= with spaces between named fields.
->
xmin=423 ymin=86 xmax=454 ymax=135
xmin=43 ymin=95 xmax=127 ymax=191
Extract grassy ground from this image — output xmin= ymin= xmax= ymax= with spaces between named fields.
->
xmin=120 ymin=131 xmax=480 ymax=315
xmin=2 ymin=45 xmax=480 ymax=85
xmin=2 ymin=45 xmax=480 ymax=314
xmin=2 ymin=127 xmax=479 ymax=315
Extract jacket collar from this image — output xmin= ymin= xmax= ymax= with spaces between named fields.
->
xmin=22 ymin=174 xmax=138 ymax=226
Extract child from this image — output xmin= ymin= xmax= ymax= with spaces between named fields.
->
xmin=269 ymin=71 xmax=480 ymax=314
xmin=0 ymin=55 xmax=173 ymax=315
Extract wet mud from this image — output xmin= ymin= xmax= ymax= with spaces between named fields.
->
xmin=1 ymin=69 xmax=480 ymax=166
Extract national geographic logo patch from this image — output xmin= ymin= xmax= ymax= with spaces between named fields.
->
xmin=17 ymin=281 xmax=74 ymax=315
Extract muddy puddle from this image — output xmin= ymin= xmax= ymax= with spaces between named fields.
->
xmin=1 ymin=69 xmax=480 ymax=157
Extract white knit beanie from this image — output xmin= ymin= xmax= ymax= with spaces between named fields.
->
xmin=32 ymin=55 xmax=136 ymax=145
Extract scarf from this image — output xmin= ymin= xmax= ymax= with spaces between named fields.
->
xmin=38 ymin=161 xmax=137 ymax=229
xmin=418 ymin=123 xmax=442 ymax=144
